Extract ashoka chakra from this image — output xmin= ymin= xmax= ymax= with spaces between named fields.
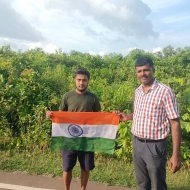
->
xmin=68 ymin=124 xmax=83 ymax=137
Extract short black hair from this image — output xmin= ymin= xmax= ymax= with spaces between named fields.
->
xmin=74 ymin=68 xmax=90 ymax=79
xmin=135 ymin=57 xmax=154 ymax=68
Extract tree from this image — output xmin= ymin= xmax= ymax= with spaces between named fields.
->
xmin=162 ymin=45 xmax=176 ymax=57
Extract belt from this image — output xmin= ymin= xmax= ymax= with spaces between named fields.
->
xmin=136 ymin=136 xmax=165 ymax=143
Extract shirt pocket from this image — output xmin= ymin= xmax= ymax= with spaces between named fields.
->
xmin=148 ymin=99 xmax=163 ymax=118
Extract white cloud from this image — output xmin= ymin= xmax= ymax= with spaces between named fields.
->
xmin=88 ymin=51 xmax=96 ymax=55
xmin=98 ymin=51 xmax=105 ymax=56
xmin=141 ymin=0 xmax=182 ymax=10
xmin=43 ymin=43 xmax=58 ymax=53
xmin=0 ymin=0 xmax=189 ymax=55
xmin=0 ymin=38 xmax=9 ymax=42
xmin=153 ymin=47 xmax=162 ymax=53
xmin=127 ymin=47 xmax=137 ymax=52
xmin=45 ymin=0 xmax=158 ymax=38
xmin=22 ymin=42 xmax=42 ymax=50
xmin=84 ymin=27 xmax=99 ymax=38
xmin=0 ymin=1 xmax=45 ymax=41
xmin=20 ymin=42 xmax=58 ymax=53
xmin=89 ymin=50 xmax=105 ymax=56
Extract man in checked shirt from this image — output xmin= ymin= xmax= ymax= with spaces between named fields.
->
xmin=115 ymin=57 xmax=181 ymax=190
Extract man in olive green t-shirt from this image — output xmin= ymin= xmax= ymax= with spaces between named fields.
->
xmin=46 ymin=68 xmax=101 ymax=190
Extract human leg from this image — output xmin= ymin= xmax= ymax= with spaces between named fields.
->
xmin=63 ymin=170 xmax=72 ymax=190
xmin=78 ymin=151 xmax=95 ymax=190
xmin=133 ymin=136 xmax=168 ymax=190
xmin=61 ymin=150 xmax=77 ymax=190
xmin=145 ymin=140 xmax=168 ymax=190
xmin=80 ymin=169 xmax=90 ymax=190
xmin=132 ymin=136 xmax=151 ymax=190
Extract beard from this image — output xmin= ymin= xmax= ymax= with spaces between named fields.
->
xmin=76 ymin=85 xmax=88 ymax=93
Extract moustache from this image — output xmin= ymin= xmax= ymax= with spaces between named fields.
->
xmin=140 ymin=76 xmax=147 ymax=79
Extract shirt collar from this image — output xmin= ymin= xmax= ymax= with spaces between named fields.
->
xmin=137 ymin=78 xmax=158 ymax=92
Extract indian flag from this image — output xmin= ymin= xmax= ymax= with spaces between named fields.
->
xmin=51 ymin=111 xmax=119 ymax=154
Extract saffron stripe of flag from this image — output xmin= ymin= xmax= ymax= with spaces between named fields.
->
xmin=51 ymin=111 xmax=119 ymax=154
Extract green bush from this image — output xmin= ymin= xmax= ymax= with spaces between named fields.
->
xmin=0 ymin=45 xmax=190 ymax=162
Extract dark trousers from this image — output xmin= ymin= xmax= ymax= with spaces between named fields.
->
xmin=132 ymin=135 xmax=168 ymax=190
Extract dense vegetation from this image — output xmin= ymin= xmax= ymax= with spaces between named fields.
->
xmin=0 ymin=45 xmax=190 ymax=162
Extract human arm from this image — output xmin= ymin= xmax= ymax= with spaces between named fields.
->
xmin=163 ymin=88 xmax=181 ymax=173
xmin=113 ymin=111 xmax=133 ymax=122
xmin=169 ymin=118 xmax=181 ymax=173
xmin=59 ymin=93 xmax=68 ymax=111
xmin=93 ymin=95 xmax=101 ymax=112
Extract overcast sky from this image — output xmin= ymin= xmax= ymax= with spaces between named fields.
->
xmin=0 ymin=0 xmax=190 ymax=55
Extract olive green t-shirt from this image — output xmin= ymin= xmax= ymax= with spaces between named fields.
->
xmin=59 ymin=90 xmax=101 ymax=112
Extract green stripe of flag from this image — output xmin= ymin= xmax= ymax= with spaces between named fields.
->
xmin=51 ymin=137 xmax=116 ymax=154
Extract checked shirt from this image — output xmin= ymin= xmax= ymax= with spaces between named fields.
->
xmin=131 ymin=79 xmax=180 ymax=140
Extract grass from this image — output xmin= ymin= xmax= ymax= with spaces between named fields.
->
xmin=0 ymin=149 xmax=190 ymax=190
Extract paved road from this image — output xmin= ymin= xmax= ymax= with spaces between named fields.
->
xmin=0 ymin=171 xmax=136 ymax=190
